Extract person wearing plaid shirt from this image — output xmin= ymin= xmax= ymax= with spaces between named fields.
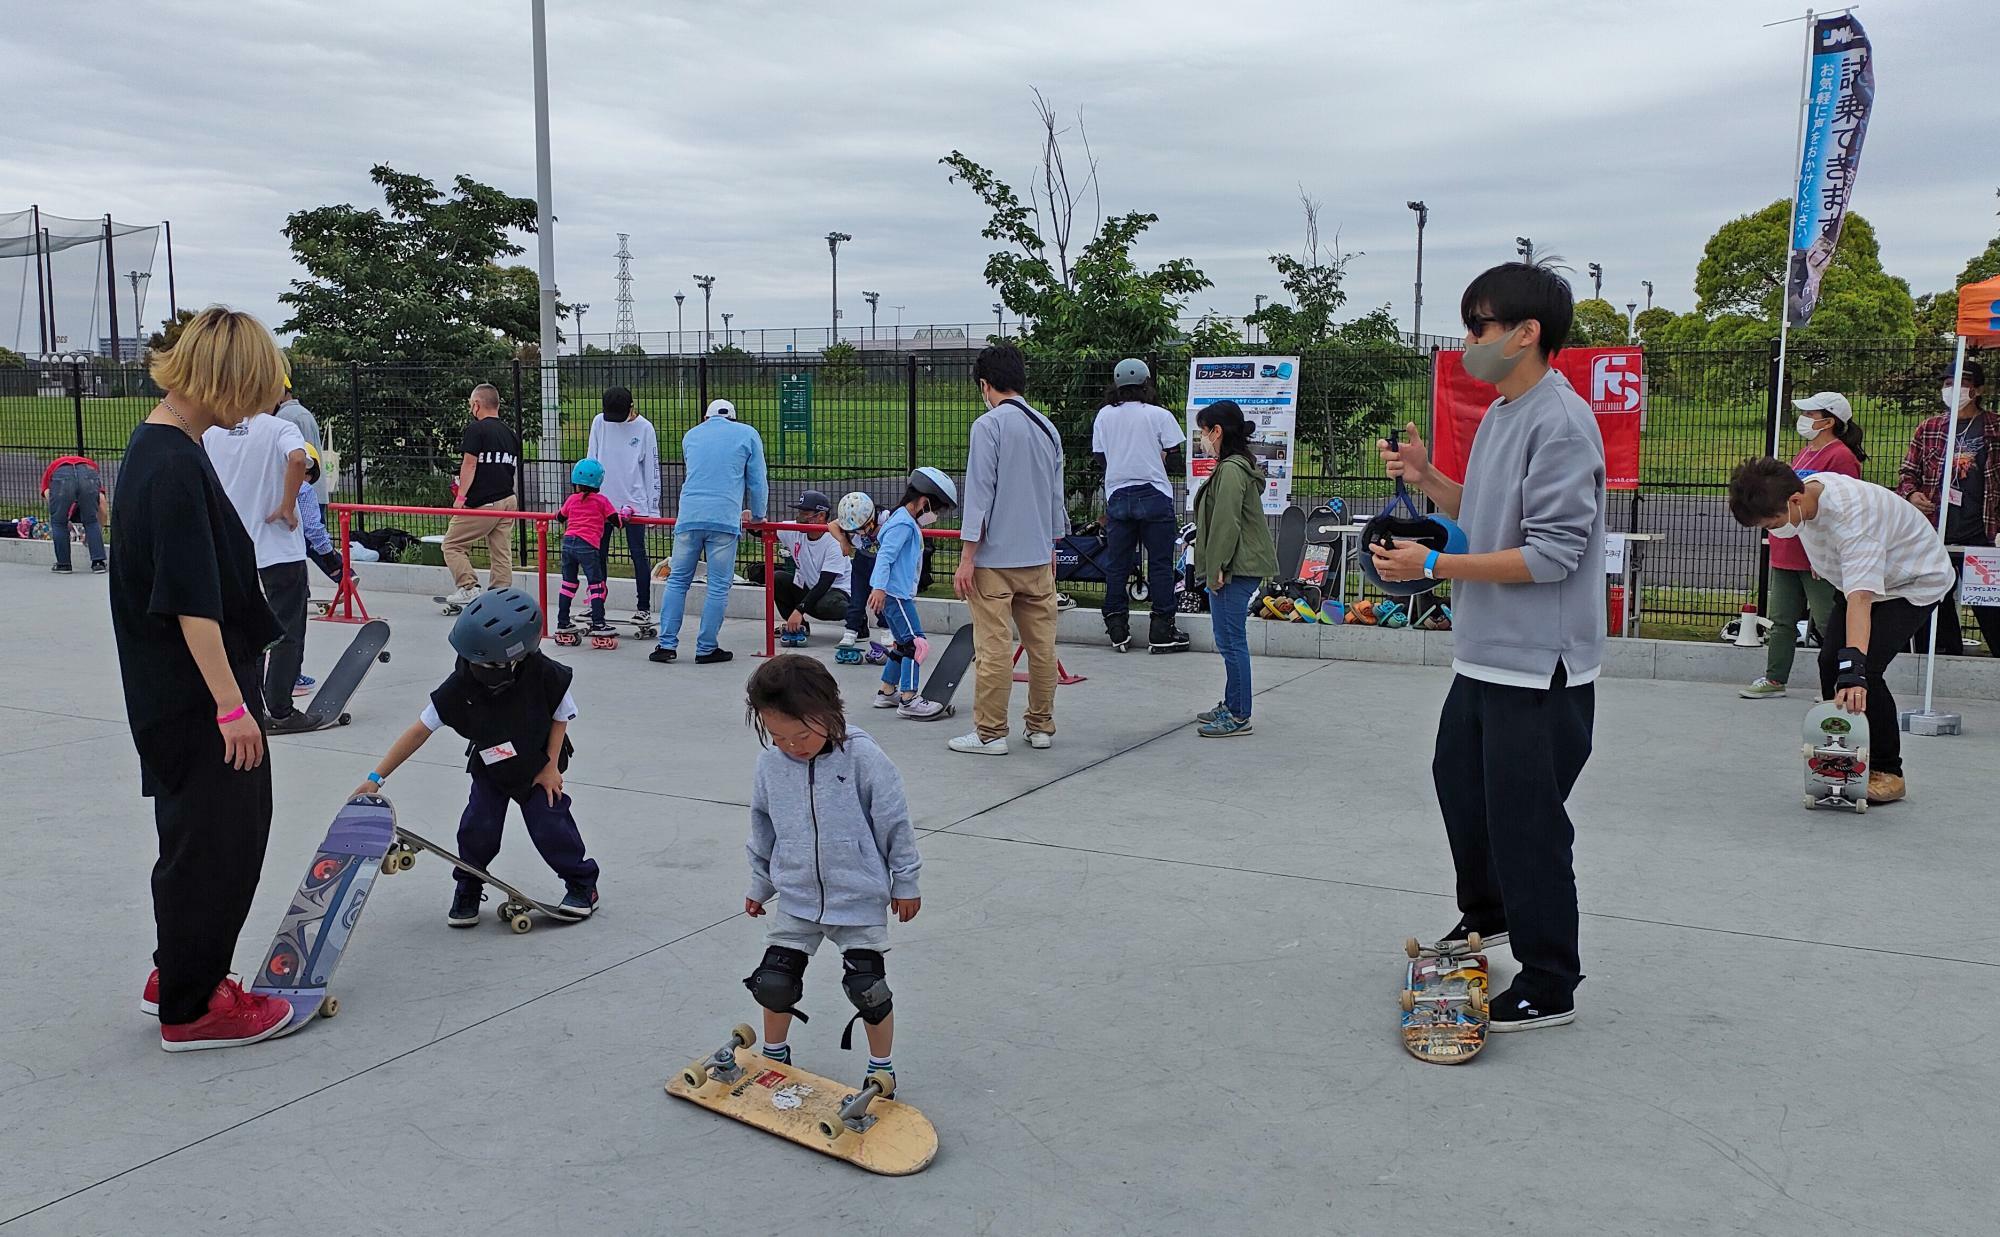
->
xmin=1896 ymin=360 xmax=2000 ymax=657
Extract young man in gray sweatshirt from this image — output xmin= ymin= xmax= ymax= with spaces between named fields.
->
xmin=1372 ymin=263 xmax=1605 ymax=1032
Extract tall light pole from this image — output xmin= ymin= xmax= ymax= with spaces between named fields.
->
xmin=1642 ymin=280 xmax=1654 ymax=312
xmin=862 ymin=291 xmax=879 ymax=344
xmin=693 ymin=275 xmax=715 ymax=353
xmin=1587 ymin=263 xmax=1603 ymax=300
xmin=1515 ymin=236 xmax=1533 ymax=262
xmin=1625 ymin=302 xmax=1638 ymax=343
xmin=125 ymin=270 xmax=149 ymax=359
xmin=1253 ymin=293 xmax=1267 ymax=346
xmin=1406 ymin=200 xmax=1428 ymax=343
xmin=825 ymin=231 xmax=851 ymax=347
xmin=674 ymin=291 xmax=685 ymax=354
xmin=530 ymin=0 xmax=562 ymax=499
xmin=573 ymin=303 xmax=588 ymax=354
xmin=992 ymin=302 xmax=1004 ymax=338
xmin=721 ymin=312 xmax=733 ymax=348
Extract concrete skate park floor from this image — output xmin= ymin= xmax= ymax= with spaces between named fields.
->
xmin=1 ymin=563 xmax=1993 ymax=1236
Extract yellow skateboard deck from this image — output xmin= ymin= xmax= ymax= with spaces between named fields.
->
xmin=665 ymin=1027 xmax=937 ymax=1175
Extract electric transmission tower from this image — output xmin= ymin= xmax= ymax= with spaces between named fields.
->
xmin=612 ymin=233 xmax=639 ymax=350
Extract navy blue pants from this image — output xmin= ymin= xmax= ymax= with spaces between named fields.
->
xmin=455 ymin=774 xmax=599 ymax=893
xmin=557 ymin=534 xmax=607 ymax=627
xmin=845 ymin=549 xmax=878 ymax=639
xmin=1101 ymin=484 xmax=1177 ymax=623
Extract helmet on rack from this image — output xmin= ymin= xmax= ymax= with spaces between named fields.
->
xmin=908 ymin=466 xmax=958 ymax=510
xmin=449 ymin=588 xmax=542 ymax=666
xmin=835 ymin=492 xmax=877 ymax=532
xmin=570 ymin=458 xmax=605 ymax=489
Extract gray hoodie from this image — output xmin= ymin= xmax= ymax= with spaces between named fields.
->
xmin=746 ymin=726 xmax=920 ymax=926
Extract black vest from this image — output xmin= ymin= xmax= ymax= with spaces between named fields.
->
xmin=430 ymin=652 xmax=575 ymax=792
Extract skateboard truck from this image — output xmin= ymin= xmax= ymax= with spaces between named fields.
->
xmin=818 ymin=1070 xmax=896 ymax=1140
xmin=681 ymin=1024 xmax=757 ymax=1089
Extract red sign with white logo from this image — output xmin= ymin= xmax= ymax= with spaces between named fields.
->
xmin=1429 ymin=347 xmax=1643 ymax=491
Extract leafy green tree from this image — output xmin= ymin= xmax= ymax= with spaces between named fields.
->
xmin=820 ymin=341 xmax=862 ymax=387
xmin=1914 ymin=189 xmax=2000 ymax=341
xmin=1691 ymin=199 xmax=1913 ymax=342
xmin=0 ymin=346 xmax=24 ymax=368
xmin=1633 ymin=306 xmax=1677 ymax=343
xmin=146 ymin=308 xmax=197 ymax=354
xmin=1569 ymin=298 xmax=1631 ymax=346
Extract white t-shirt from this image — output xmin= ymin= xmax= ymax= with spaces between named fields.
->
xmin=1796 ymin=472 xmax=1955 ymax=606
xmin=585 ymin=414 xmax=661 ymax=516
xmin=1091 ymin=401 xmax=1184 ymax=500
xmin=203 ymin=412 xmax=308 ymax=567
xmin=778 ymin=528 xmax=853 ymax=593
xmin=420 ymin=691 xmax=577 ymax=733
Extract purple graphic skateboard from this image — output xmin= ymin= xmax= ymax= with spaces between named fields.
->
xmin=251 ymin=794 xmax=398 ymax=1034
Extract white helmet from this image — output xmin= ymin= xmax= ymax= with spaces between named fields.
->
xmin=909 ymin=466 xmax=958 ymax=509
xmin=835 ymin=492 xmax=876 ymax=532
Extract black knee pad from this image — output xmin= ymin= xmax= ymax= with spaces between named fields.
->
xmin=891 ymin=637 xmax=918 ymax=663
xmin=838 ymin=949 xmax=893 ymax=1049
xmin=743 ymin=945 xmax=810 ymax=1021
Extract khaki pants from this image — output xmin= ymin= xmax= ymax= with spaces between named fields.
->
xmin=966 ymin=563 xmax=1059 ymax=741
xmin=442 ymin=495 xmax=518 ymax=590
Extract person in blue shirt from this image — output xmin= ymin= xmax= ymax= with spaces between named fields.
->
xmin=651 ymin=399 xmax=768 ymax=666
xmin=866 ymin=467 xmax=956 ymax=720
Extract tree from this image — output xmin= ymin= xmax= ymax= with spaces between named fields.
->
xmin=1633 ymin=306 xmax=1677 ymax=343
xmin=278 ymin=165 xmax=544 ymax=491
xmin=1569 ymin=298 xmax=1631 ymax=346
xmin=146 ymin=308 xmax=197 ymax=354
xmin=1914 ymin=189 xmax=2000 ymax=341
xmin=0 ymin=346 xmax=23 ymax=368
xmin=820 ymin=341 xmax=862 ymax=387
xmin=1691 ymin=199 xmax=1914 ymax=342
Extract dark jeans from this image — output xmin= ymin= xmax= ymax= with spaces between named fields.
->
xmin=845 ymin=550 xmax=878 ymax=638
xmin=1820 ymin=594 xmax=1937 ymax=777
xmin=46 ymin=463 xmax=105 ymax=570
xmin=1206 ymin=575 xmax=1260 ymax=719
xmin=1921 ymin=548 xmax=2000 ymax=658
xmin=610 ymin=522 xmax=652 ymax=612
xmin=558 ymin=534 xmax=608 ymax=627
xmin=259 ymin=560 xmax=309 ymax=718
xmin=1101 ymin=485 xmax=1177 ymax=622
xmin=773 ymin=568 xmax=850 ymax=622
xmin=1433 ymin=665 xmax=1595 ymax=1001
xmin=150 ymin=717 xmax=273 ymax=1024
xmin=455 ymin=774 xmax=599 ymax=893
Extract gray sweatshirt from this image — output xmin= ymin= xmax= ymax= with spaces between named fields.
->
xmin=746 ymin=726 xmax=920 ymax=926
xmin=1452 ymin=368 xmax=1607 ymax=686
xmin=960 ymin=397 xmax=1068 ymax=568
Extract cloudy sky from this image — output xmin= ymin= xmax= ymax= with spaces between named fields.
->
xmin=3 ymin=0 xmax=1990 ymax=352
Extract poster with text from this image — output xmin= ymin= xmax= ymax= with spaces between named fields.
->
xmin=1962 ymin=548 xmax=2000 ymax=608
xmin=1430 ymin=347 xmax=1644 ymax=491
xmin=1185 ymin=356 xmax=1301 ymax=515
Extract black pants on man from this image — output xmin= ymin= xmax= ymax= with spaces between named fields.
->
xmin=1819 ymin=594 xmax=1938 ymax=777
xmin=1433 ymin=664 xmax=1594 ymax=1001
xmin=1100 ymin=484 xmax=1178 ymax=628
xmin=773 ymin=568 xmax=850 ymax=622
xmin=260 ymin=559 xmax=309 ymax=718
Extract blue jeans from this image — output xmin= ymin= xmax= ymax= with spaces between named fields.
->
xmin=879 ymin=596 xmax=925 ymax=694
xmin=657 ymin=528 xmax=738 ymax=654
xmin=558 ymin=534 xmax=607 ymax=627
xmin=46 ymin=463 xmax=105 ymax=570
xmin=1101 ymin=485 xmax=1176 ymax=622
xmin=845 ymin=549 xmax=877 ymax=639
xmin=1207 ymin=575 xmax=1260 ymax=719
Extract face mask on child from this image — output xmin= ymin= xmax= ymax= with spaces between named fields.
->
xmin=917 ymin=511 xmax=938 ymax=528
xmin=466 ymin=661 xmax=518 ymax=692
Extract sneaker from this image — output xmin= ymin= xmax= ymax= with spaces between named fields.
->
xmin=443 ymin=585 xmax=481 ymax=606
xmin=838 ymin=630 xmax=859 ymax=649
xmin=897 ymin=698 xmax=949 ymax=721
xmin=1195 ymin=701 xmax=1229 ymax=725
xmin=264 ymin=711 xmax=318 ymax=735
xmin=1148 ymin=629 xmax=1192 ymax=655
xmin=159 ymin=978 xmax=292 ymax=1052
xmin=91 ymin=560 xmax=107 ymax=573
xmin=1197 ymin=713 xmax=1253 ymax=738
xmin=1486 ymin=987 xmax=1575 ymax=1033
xmin=1739 ymin=677 xmax=1787 ymax=700
xmin=50 ymin=563 xmax=72 ymax=573
xmin=141 ymin=968 xmax=161 ymax=1017
xmin=448 ymin=885 xmax=485 ymax=927
xmin=695 ymin=648 xmax=734 ymax=665
xmin=559 ymin=883 xmax=599 ymax=918
xmin=649 ymin=647 xmax=677 ymax=664
xmin=1438 ymin=915 xmax=1509 ymax=952
xmin=1055 ymin=592 xmax=1077 ymax=612
xmin=293 ymin=674 xmax=316 ymax=697
xmin=871 ymin=691 xmax=903 ymax=709
xmin=948 ymin=732 xmax=1010 ymax=755
xmin=1866 ymin=772 xmax=1906 ymax=803
xmin=631 ymin=610 xmax=651 ymax=625
xmin=1025 ymin=731 xmax=1052 ymax=750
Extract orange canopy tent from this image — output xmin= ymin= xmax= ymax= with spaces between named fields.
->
xmin=1955 ymin=274 xmax=2000 ymax=342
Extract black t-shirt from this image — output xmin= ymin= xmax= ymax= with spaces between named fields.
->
xmin=109 ymin=423 xmax=282 ymax=792
xmin=1944 ymin=417 xmax=1989 ymax=546
xmin=430 ymin=652 xmax=574 ymax=793
xmin=460 ymin=416 xmax=520 ymax=508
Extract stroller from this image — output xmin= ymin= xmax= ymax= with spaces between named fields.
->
xmin=1054 ymin=522 xmax=1145 ymax=603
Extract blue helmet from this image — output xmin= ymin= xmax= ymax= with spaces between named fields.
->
xmin=450 ymin=588 xmax=542 ymax=665
xmin=570 ymin=458 xmax=605 ymax=489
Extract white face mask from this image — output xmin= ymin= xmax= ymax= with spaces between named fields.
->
xmin=916 ymin=511 xmax=938 ymax=528
xmin=1767 ymin=521 xmax=1801 ymax=539
xmin=1795 ymin=415 xmax=1822 ymax=439
xmin=1942 ymin=386 xmax=1974 ymax=411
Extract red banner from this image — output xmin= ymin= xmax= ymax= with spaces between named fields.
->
xmin=1429 ymin=348 xmax=1643 ymax=491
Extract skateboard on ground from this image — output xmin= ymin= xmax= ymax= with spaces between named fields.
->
xmin=915 ymin=626 xmax=975 ymax=717
xmin=1254 ymin=505 xmax=1307 ymax=619
xmin=1803 ymin=700 xmax=1869 ymax=813
xmin=1400 ymin=935 xmax=1490 ymax=1064
xmin=666 ymin=1024 xmax=938 ymax=1175
xmin=435 ymin=594 xmax=466 ymax=616
xmin=380 ymin=826 xmax=587 ymax=933
xmin=250 ymin=794 xmax=399 ymax=1034
xmin=298 ymin=619 xmax=391 ymax=731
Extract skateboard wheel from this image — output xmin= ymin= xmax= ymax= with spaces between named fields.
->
xmin=681 ymin=1063 xmax=710 ymax=1089
xmin=1465 ymin=932 xmax=1482 ymax=953
xmin=1404 ymin=938 xmax=1421 ymax=959
xmin=732 ymin=1023 xmax=757 ymax=1049
xmin=1854 ymin=798 xmax=1868 ymax=814
xmin=321 ymin=997 xmax=340 ymax=1018
xmin=866 ymin=1069 xmax=896 ymax=1100
xmin=1399 ymin=990 xmax=1415 ymax=1013
xmin=378 ymin=650 xmax=390 ymax=663
xmin=337 ymin=713 xmax=351 ymax=726
xmin=509 ymin=913 xmax=532 ymax=934
xmin=396 ymin=850 xmax=416 ymax=872
xmin=816 ymin=1118 xmax=842 ymax=1141
xmin=1468 ymin=989 xmax=1488 ymax=1015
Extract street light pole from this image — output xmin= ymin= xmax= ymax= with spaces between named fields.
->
xmin=992 ymin=302 xmax=1004 ymax=338
xmin=573 ymin=303 xmax=588 ymax=354
xmin=862 ymin=291 xmax=879 ymax=344
xmin=1405 ymin=201 xmax=1428 ymax=343
xmin=530 ymin=0 xmax=562 ymax=500
xmin=674 ymin=291 xmax=685 ymax=354
xmin=693 ymin=275 xmax=715 ymax=353
xmin=825 ymin=231 xmax=852 ymax=348
xmin=722 ymin=312 xmax=733 ymax=348
xmin=1642 ymin=280 xmax=1654 ymax=311
xmin=1515 ymin=236 xmax=1533 ymax=262
xmin=125 ymin=270 xmax=149 ymax=359
xmin=1625 ymin=302 xmax=1638 ymax=343
xmin=1587 ymin=263 xmax=1603 ymax=301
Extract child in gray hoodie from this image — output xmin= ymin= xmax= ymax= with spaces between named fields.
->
xmin=741 ymin=654 xmax=921 ymax=1081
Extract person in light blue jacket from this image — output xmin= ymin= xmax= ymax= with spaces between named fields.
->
xmin=651 ymin=399 xmax=768 ymax=665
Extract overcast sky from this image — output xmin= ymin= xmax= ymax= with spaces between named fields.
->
xmin=3 ymin=0 xmax=1990 ymax=351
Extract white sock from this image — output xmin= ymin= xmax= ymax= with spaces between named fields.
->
xmin=763 ymin=1040 xmax=789 ymax=1056
xmin=868 ymin=1054 xmax=893 ymax=1071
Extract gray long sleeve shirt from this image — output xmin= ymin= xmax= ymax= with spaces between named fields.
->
xmin=1451 ymin=368 xmax=1607 ymax=687
xmin=959 ymin=396 xmax=1068 ymax=568
xmin=746 ymin=727 xmax=920 ymax=926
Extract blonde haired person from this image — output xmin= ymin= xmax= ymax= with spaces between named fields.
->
xmin=114 ymin=306 xmax=296 ymax=1051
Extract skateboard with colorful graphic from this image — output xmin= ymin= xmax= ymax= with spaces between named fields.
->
xmin=250 ymin=794 xmax=399 ymax=1034
xmin=1400 ymin=935 xmax=1490 ymax=1064
xmin=666 ymin=1024 xmax=938 ymax=1175
xmin=1803 ymin=700 xmax=1869 ymax=813
xmin=379 ymin=826 xmax=587 ymax=933
xmin=298 ymin=619 xmax=391 ymax=730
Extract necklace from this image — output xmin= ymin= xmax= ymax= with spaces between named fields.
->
xmin=160 ymin=396 xmax=194 ymax=437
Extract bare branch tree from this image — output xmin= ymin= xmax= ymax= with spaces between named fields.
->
xmin=1026 ymin=88 xmax=1100 ymax=292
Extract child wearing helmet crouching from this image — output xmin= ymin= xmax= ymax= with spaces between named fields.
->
xmin=555 ymin=458 xmax=623 ymax=643
xmin=350 ymin=588 xmax=601 ymax=924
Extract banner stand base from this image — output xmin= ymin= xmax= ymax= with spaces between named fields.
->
xmin=1899 ymin=708 xmax=1962 ymax=737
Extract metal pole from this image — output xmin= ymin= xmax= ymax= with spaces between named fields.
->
xmin=1770 ymin=8 xmax=1815 ymax=456
xmin=349 ymin=361 xmax=365 ymax=516
xmin=531 ymin=0 xmax=563 ymax=511
xmin=31 ymin=206 xmax=47 ymax=353
xmin=906 ymin=354 xmax=919 ymax=474
xmin=163 ymin=220 xmax=178 ymax=318
xmin=104 ymin=215 xmax=121 ymax=362
xmin=1407 ymin=201 xmax=1427 ymax=344
xmin=43 ymin=229 xmax=58 ymax=350
xmin=1918 ymin=335 xmax=1970 ymax=719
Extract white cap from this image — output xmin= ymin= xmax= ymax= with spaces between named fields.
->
xmin=1793 ymin=392 xmax=1852 ymax=422
xmin=704 ymin=398 xmax=737 ymax=420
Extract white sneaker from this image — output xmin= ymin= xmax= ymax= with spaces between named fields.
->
xmin=631 ymin=610 xmax=651 ymax=624
xmin=871 ymin=691 xmax=903 ymax=709
xmin=443 ymin=585 xmax=480 ymax=606
xmin=948 ymin=732 xmax=1009 ymax=755
xmin=897 ymin=698 xmax=948 ymax=721
xmin=1025 ymin=731 xmax=1052 ymax=750
xmin=838 ymin=631 xmax=858 ymax=649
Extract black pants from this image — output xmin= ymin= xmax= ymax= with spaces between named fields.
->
xmin=260 ymin=560 xmax=309 ymax=718
xmin=774 ymin=569 xmax=850 ymax=622
xmin=610 ymin=521 xmax=652 ymax=612
xmin=845 ymin=551 xmax=877 ymax=638
xmin=148 ymin=715 xmax=274 ymax=1024
xmin=1101 ymin=484 xmax=1177 ymax=625
xmin=1819 ymin=594 xmax=1937 ymax=777
xmin=1433 ymin=665 xmax=1595 ymax=1000
xmin=456 ymin=774 xmax=599 ymax=893
xmin=1920 ymin=549 xmax=2000 ymax=658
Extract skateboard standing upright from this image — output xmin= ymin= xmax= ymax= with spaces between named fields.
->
xmin=1255 ymin=505 xmax=1308 ymax=619
xmin=298 ymin=619 xmax=391 ymax=731
xmin=250 ymin=794 xmax=399 ymax=1034
xmin=915 ymin=626 xmax=975 ymax=717
xmin=380 ymin=826 xmax=587 ymax=933
xmin=667 ymin=1024 xmax=938 ymax=1175
xmin=1400 ymin=934 xmax=1491 ymax=1064
xmin=1802 ymin=700 xmax=1870 ymax=812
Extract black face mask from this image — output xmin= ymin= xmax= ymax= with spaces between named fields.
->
xmin=466 ymin=660 xmax=519 ymax=692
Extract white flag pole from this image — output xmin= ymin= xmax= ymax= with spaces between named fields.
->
xmin=1768 ymin=9 xmax=1815 ymax=452
xmin=1916 ymin=336 xmax=1969 ymax=721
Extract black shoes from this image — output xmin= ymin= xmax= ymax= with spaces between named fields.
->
xmin=1487 ymin=986 xmax=1575 ymax=1032
xmin=1148 ymin=617 xmax=1191 ymax=655
xmin=695 ymin=648 xmax=734 ymax=665
xmin=1439 ymin=915 xmax=1509 ymax=951
xmin=648 ymin=647 xmax=676 ymax=664
xmin=263 ymin=711 xmax=318 ymax=735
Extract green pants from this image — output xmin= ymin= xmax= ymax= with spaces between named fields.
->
xmin=1766 ymin=568 xmax=1836 ymax=685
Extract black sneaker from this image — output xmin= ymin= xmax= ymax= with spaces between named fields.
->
xmin=448 ymin=885 xmax=485 ymax=928
xmin=1487 ymin=987 xmax=1575 ymax=1032
xmin=695 ymin=648 xmax=734 ymax=665
xmin=559 ymin=883 xmax=599 ymax=919
xmin=648 ymin=647 xmax=677 ymax=664
xmin=51 ymin=564 xmax=72 ymax=574
xmin=264 ymin=711 xmax=319 ymax=735
xmin=1439 ymin=915 xmax=1508 ymax=952
xmin=91 ymin=560 xmax=107 ymax=573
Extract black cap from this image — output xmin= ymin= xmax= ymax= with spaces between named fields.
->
xmin=1940 ymin=360 xmax=1986 ymax=387
xmin=795 ymin=490 xmax=832 ymax=513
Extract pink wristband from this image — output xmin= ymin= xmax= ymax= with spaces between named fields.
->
xmin=216 ymin=704 xmax=248 ymax=725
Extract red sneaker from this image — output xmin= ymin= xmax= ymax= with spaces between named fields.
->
xmin=159 ymin=978 xmax=292 ymax=1052
xmin=141 ymin=968 xmax=160 ymax=1017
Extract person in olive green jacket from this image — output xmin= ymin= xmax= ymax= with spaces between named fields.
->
xmin=1191 ymin=400 xmax=1280 ymax=736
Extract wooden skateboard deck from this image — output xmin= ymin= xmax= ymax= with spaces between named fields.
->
xmin=1803 ymin=700 xmax=1870 ymax=812
xmin=381 ymin=826 xmax=585 ymax=933
xmin=300 ymin=619 xmax=391 ymax=730
xmin=1400 ymin=936 xmax=1490 ymax=1064
xmin=917 ymin=626 xmax=975 ymax=713
xmin=250 ymin=794 xmax=398 ymax=1034
xmin=666 ymin=1027 xmax=937 ymax=1175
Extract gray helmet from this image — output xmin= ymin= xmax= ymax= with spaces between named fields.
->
xmin=1113 ymin=357 xmax=1150 ymax=387
xmin=909 ymin=466 xmax=958 ymax=510
xmin=450 ymin=587 xmax=542 ymax=665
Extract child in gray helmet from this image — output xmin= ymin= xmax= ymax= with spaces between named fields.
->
xmin=350 ymin=588 xmax=601 ymax=924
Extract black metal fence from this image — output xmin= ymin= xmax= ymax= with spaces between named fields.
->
xmin=0 ymin=338 xmax=1966 ymax=627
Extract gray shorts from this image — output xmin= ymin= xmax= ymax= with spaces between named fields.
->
xmin=764 ymin=906 xmax=888 ymax=955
